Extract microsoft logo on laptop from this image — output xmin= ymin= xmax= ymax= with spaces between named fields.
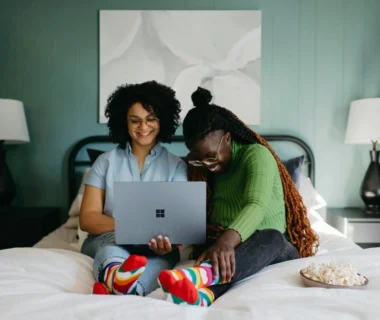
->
xmin=156 ymin=209 xmax=165 ymax=218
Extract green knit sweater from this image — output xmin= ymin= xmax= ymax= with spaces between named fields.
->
xmin=210 ymin=141 xmax=286 ymax=242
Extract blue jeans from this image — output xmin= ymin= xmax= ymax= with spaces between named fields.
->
xmin=204 ymin=229 xmax=300 ymax=300
xmin=81 ymin=232 xmax=180 ymax=296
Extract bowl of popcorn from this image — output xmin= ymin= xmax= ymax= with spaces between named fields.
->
xmin=300 ymin=262 xmax=368 ymax=289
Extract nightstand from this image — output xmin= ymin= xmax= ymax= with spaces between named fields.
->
xmin=326 ymin=207 xmax=380 ymax=248
xmin=0 ymin=206 xmax=61 ymax=250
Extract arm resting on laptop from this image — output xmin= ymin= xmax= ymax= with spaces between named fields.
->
xmin=80 ymin=185 xmax=115 ymax=235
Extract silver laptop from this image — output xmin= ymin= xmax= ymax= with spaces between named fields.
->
xmin=113 ymin=181 xmax=207 ymax=245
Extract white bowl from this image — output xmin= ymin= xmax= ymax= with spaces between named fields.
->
xmin=300 ymin=271 xmax=369 ymax=290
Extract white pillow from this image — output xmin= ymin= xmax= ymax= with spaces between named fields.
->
xmin=298 ymin=175 xmax=327 ymax=211
xmin=74 ymin=224 xmax=89 ymax=250
xmin=63 ymin=168 xmax=91 ymax=250
xmin=63 ymin=168 xmax=90 ymax=229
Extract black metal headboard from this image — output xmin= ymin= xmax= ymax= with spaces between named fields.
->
xmin=68 ymin=135 xmax=315 ymax=205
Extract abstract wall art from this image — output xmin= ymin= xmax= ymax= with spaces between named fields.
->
xmin=99 ymin=10 xmax=261 ymax=124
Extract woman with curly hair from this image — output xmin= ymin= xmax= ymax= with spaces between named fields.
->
xmin=80 ymin=81 xmax=187 ymax=296
xmin=158 ymin=87 xmax=319 ymax=307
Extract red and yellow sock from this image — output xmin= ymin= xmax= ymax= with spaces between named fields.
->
xmin=92 ymin=282 xmax=110 ymax=295
xmin=92 ymin=255 xmax=148 ymax=295
xmin=158 ymin=260 xmax=219 ymax=293
xmin=113 ymin=255 xmax=148 ymax=295
xmin=166 ymin=278 xmax=215 ymax=307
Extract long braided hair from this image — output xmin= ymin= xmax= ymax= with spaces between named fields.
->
xmin=183 ymin=87 xmax=319 ymax=258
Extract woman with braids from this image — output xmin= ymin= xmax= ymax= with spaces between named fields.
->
xmin=80 ymin=81 xmax=187 ymax=296
xmin=157 ymin=87 xmax=319 ymax=307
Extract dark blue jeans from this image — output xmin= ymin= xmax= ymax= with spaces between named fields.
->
xmin=206 ymin=229 xmax=300 ymax=300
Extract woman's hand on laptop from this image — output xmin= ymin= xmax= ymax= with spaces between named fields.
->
xmin=148 ymin=235 xmax=183 ymax=255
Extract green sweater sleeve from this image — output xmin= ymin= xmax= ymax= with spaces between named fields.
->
xmin=228 ymin=145 xmax=278 ymax=242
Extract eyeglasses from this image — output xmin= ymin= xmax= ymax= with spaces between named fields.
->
xmin=128 ymin=117 xmax=160 ymax=129
xmin=188 ymin=135 xmax=225 ymax=167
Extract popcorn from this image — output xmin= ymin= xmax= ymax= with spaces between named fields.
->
xmin=301 ymin=262 xmax=367 ymax=286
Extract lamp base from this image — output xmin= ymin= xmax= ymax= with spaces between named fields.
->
xmin=363 ymin=204 xmax=380 ymax=215
xmin=0 ymin=142 xmax=16 ymax=207
xmin=360 ymin=150 xmax=380 ymax=216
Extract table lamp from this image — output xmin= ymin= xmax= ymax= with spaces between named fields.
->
xmin=0 ymin=99 xmax=30 ymax=207
xmin=345 ymin=98 xmax=380 ymax=214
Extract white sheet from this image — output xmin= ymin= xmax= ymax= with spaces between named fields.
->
xmin=1 ymin=247 xmax=379 ymax=320
xmin=1 ymin=210 xmax=378 ymax=320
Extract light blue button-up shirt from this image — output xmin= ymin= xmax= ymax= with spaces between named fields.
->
xmin=85 ymin=142 xmax=187 ymax=217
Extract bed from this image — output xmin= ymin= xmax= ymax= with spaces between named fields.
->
xmin=1 ymin=135 xmax=379 ymax=320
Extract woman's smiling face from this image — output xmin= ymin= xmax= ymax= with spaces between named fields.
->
xmin=189 ymin=130 xmax=233 ymax=174
xmin=127 ymin=102 xmax=160 ymax=148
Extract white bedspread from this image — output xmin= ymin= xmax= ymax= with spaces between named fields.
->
xmin=0 ymin=247 xmax=379 ymax=320
xmin=0 ymin=210 xmax=379 ymax=319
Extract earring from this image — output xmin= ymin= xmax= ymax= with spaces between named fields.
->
xmin=226 ymin=132 xmax=232 ymax=144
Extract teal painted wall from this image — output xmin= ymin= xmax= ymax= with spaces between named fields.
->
xmin=1 ymin=0 xmax=380 ymax=215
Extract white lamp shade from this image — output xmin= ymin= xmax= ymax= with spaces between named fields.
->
xmin=345 ymin=98 xmax=380 ymax=145
xmin=0 ymin=99 xmax=30 ymax=144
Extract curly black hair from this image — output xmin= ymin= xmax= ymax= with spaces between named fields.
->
xmin=183 ymin=87 xmax=319 ymax=258
xmin=104 ymin=80 xmax=181 ymax=149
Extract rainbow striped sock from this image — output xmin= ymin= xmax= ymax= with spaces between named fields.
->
xmin=158 ymin=260 xmax=219 ymax=293
xmin=103 ymin=262 xmax=120 ymax=292
xmin=113 ymin=255 xmax=148 ymax=295
xmin=166 ymin=278 xmax=215 ymax=307
xmin=197 ymin=287 xmax=215 ymax=306
xmin=92 ymin=282 xmax=110 ymax=295
xmin=93 ymin=255 xmax=148 ymax=295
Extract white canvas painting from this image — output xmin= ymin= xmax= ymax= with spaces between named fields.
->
xmin=99 ymin=10 xmax=261 ymax=124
